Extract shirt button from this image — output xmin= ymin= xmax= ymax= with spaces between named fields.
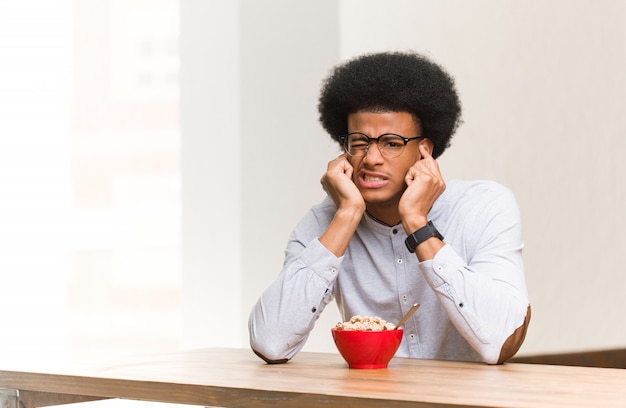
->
xmin=402 ymin=294 xmax=408 ymax=301
xmin=397 ymin=258 xmax=403 ymax=264
xmin=331 ymin=268 xmax=337 ymax=274
xmin=392 ymin=228 xmax=398 ymax=234
xmin=409 ymin=334 xmax=416 ymax=340
xmin=436 ymin=265 xmax=444 ymax=272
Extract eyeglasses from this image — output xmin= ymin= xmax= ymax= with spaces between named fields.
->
xmin=340 ymin=132 xmax=425 ymax=159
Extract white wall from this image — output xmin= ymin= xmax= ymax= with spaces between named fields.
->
xmin=238 ymin=1 xmax=342 ymax=351
xmin=0 ymin=0 xmax=183 ymax=358
xmin=338 ymin=0 xmax=626 ymax=355
xmin=180 ymin=0 xmax=340 ymax=350
xmin=180 ymin=0 xmax=242 ymax=348
xmin=182 ymin=0 xmax=626 ymax=356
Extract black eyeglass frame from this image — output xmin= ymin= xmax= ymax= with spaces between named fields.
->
xmin=339 ymin=132 xmax=425 ymax=158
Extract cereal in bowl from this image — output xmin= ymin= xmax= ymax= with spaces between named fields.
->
xmin=334 ymin=315 xmax=396 ymax=331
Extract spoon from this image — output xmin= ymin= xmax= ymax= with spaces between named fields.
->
xmin=395 ymin=303 xmax=420 ymax=329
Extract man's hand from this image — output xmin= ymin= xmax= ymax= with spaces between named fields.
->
xmin=320 ymin=154 xmax=366 ymax=215
xmin=399 ymin=143 xmax=446 ymax=235
xmin=319 ymin=154 xmax=365 ymax=257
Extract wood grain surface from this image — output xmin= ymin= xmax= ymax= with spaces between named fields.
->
xmin=1 ymin=348 xmax=625 ymax=408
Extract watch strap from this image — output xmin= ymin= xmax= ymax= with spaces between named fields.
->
xmin=404 ymin=221 xmax=444 ymax=253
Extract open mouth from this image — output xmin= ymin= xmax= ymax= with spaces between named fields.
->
xmin=363 ymin=174 xmax=384 ymax=182
xmin=358 ymin=171 xmax=389 ymax=188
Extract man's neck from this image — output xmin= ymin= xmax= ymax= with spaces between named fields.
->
xmin=365 ymin=205 xmax=401 ymax=227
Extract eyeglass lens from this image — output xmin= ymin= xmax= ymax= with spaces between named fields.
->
xmin=345 ymin=134 xmax=407 ymax=158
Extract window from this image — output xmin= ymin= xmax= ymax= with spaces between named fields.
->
xmin=0 ymin=0 xmax=181 ymax=358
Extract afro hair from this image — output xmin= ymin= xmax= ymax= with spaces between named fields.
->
xmin=318 ymin=51 xmax=462 ymax=159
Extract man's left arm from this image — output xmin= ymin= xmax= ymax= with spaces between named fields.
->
xmin=417 ymin=187 xmax=530 ymax=364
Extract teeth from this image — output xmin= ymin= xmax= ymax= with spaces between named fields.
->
xmin=364 ymin=175 xmax=383 ymax=182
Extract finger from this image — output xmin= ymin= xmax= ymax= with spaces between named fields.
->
xmin=330 ymin=153 xmax=349 ymax=168
xmin=404 ymin=166 xmax=418 ymax=185
xmin=417 ymin=144 xmax=441 ymax=175
xmin=418 ymin=143 xmax=433 ymax=160
xmin=335 ymin=155 xmax=354 ymax=178
xmin=333 ymin=152 xmax=348 ymax=163
xmin=320 ymin=175 xmax=328 ymax=192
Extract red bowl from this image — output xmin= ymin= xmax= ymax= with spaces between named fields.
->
xmin=331 ymin=328 xmax=403 ymax=369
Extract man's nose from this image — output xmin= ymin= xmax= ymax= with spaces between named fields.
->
xmin=363 ymin=141 xmax=384 ymax=162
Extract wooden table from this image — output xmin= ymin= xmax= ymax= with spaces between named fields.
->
xmin=1 ymin=347 xmax=625 ymax=408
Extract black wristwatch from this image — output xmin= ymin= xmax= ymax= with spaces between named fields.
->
xmin=404 ymin=221 xmax=444 ymax=253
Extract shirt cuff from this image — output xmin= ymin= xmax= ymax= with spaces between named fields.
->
xmin=418 ymin=244 xmax=464 ymax=288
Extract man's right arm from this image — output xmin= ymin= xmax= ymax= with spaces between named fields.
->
xmin=248 ymin=205 xmax=343 ymax=363
xmin=319 ymin=154 xmax=365 ymax=256
xmin=249 ymin=155 xmax=364 ymax=363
